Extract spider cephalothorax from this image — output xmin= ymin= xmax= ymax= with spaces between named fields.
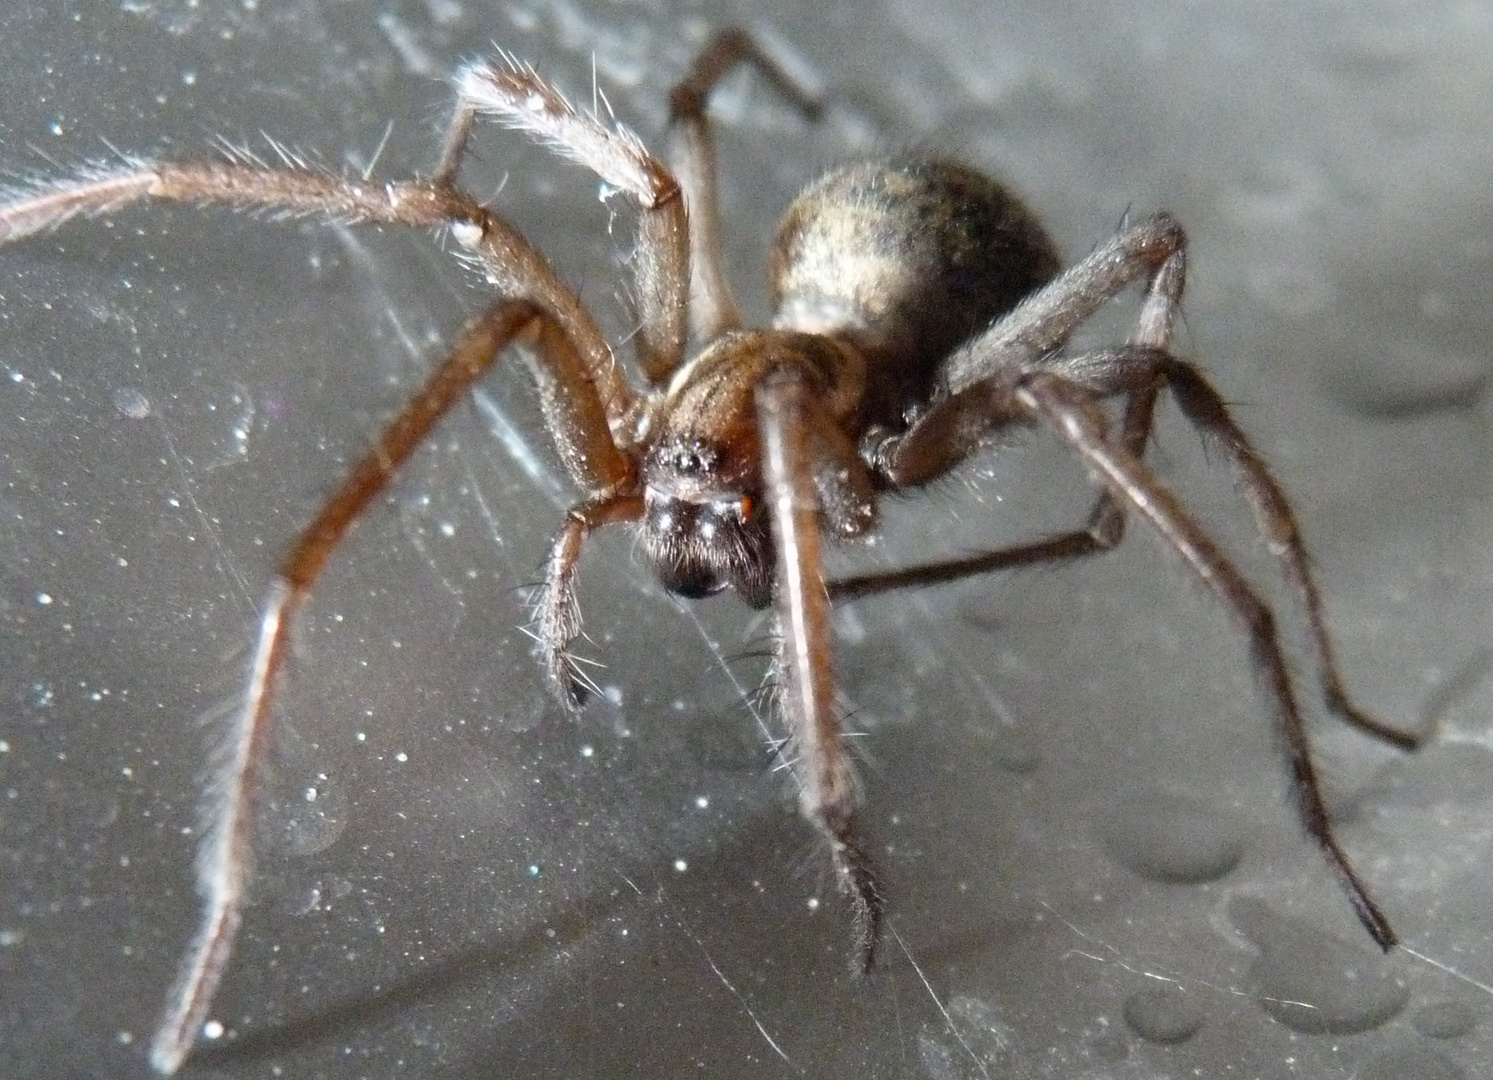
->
xmin=0 ymin=27 xmax=1421 ymax=1076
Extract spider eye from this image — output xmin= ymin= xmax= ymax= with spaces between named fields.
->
xmin=706 ymin=496 xmax=750 ymax=521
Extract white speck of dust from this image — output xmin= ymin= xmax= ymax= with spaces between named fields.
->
xmin=305 ymin=787 xmax=318 ymax=802
xmin=202 ymin=1021 xmax=224 ymax=1041
xmin=439 ymin=521 xmax=455 ymax=537
xmin=807 ymin=898 xmax=820 ymax=911
xmin=36 ymin=592 xmax=52 ymax=605
xmin=673 ymin=859 xmax=688 ymax=873
xmin=580 ymin=744 xmax=594 ymax=758
xmin=395 ymin=751 xmax=408 ymax=763
xmin=694 ymin=795 xmax=709 ymax=809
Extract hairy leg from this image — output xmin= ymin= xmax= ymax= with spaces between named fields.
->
xmin=1015 ymin=369 xmax=1400 ymax=950
xmin=756 ymin=370 xmax=884 ymax=970
xmin=667 ymin=27 xmax=822 ymax=343
xmin=151 ymin=297 xmax=627 ymax=1072
xmin=838 ymin=218 xmax=1185 ymax=597
xmin=455 ymin=56 xmax=690 ymax=384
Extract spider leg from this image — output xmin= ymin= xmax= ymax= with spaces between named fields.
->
xmin=0 ymin=158 xmax=637 ymax=433
xmin=148 ymin=300 xmax=538 ymax=1072
xmin=756 ymin=370 xmax=884 ymax=972
xmin=0 ymin=157 xmax=466 ymax=243
xmin=533 ymin=491 xmax=646 ymax=707
xmin=837 ymin=232 xmax=1186 ymax=599
xmin=1014 ymin=369 xmax=1399 ymax=951
xmin=431 ymin=95 xmax=479 ymax=185
xmin=943 ymin=212 xmax=1184 ymax=392
xmin=456 ymin=57 xmax=689 ymax=384
xmin=1046 ymin=347 xmax=1422 ymax=751
xmin=147 ymin=292 xmax=640 ymax=1073
xmin=668 ymin=27 xmax=822 ymax=341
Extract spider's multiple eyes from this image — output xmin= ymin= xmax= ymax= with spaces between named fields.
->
xmin=652 ymin=435 xmax=721 ymax=477
xmin=644 ymin=490 xmax=752 ymax=536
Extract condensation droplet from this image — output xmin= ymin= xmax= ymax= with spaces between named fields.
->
xmin=1122 ymin=983 xmax=1205 ymax=1044
xmin=268 ymin=775 xmax=346 ymax=858
xmin=113 ymin=386 xmax=151 ymax=419
xmin=1096 ymin=788 xmax=1245 ymax=884
xmin=1230 ymin=896 xmax=1409 ymax=1035
xmin=1357 ymin=1043 xmax=1467 ymax=1080
xmin=1412 ymin=998 xmax=1477 ymax=1040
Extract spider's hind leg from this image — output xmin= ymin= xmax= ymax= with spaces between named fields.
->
xmin=835 ymin=215 xmax=1186 ymax=599
xmin=1014 ymin=369 xmax=1402 ymax=951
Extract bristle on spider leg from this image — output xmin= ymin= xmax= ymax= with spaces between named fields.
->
xmin=149 ymin=579 xmax=296 ymax=1074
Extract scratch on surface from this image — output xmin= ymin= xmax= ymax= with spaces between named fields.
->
xmin=330 ymin=225 xmax=425 ymax=369
xmin=376 ymin=11 xmax=441 ymax=77
xmin=890 ymin=922 xmax=996 ymax=1080
xmin=619 ymin=875 xmax=800 ymax=1072
xmin=458 ymin=449 xmax=506 ymax=551
xmin=156 ymin=414 xmax=254 ymax=611
xmin=469 ymin=386 xmax=570 ymax=507
xmin=1037 ymin=900 xmax=1316 ymax=1010
xmin=676 ymin=600 xmax=785 ymax=764
xmin=1401 ymin=944 xmax=1493 ymax=999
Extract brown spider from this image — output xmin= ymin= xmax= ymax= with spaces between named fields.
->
xmin=0 ymin=28 xmax=1421 ymax=1076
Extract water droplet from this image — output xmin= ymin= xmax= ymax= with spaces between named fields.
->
xmin=1096 ymin=789 xmax=1245 ymax=883
xmin=1122 ymin=983 xmax=1205 ymax=1044
xmin=269 ymin=776 xmax=346 ymax=858
xmin=1230 ymin=897 xmax=1409 ymax=1035
xmin=1412 ymin=998 xmax=1477 ymax=1040
xmin=1357 ymin=1043 xmax=1467 ymax=1080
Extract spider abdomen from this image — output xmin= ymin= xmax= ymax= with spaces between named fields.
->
xmin=769 ymin=157 xmax=1061 ymax=426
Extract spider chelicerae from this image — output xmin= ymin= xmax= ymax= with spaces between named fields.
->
xmin=0 ymin=28 xmax=1422 ymax=1076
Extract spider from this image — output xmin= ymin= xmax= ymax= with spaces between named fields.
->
xmin=1 ymin=28 xmax=1422 ymax=1076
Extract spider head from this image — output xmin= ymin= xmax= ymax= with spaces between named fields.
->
xmin=639 ymin=434 xmax=774 ymax=608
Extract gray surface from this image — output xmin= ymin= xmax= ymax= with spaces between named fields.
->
xmin=2 ymin=1 xmax=1491 ymax=1078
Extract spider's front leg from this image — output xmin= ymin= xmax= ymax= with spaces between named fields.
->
xmin=149 ymin=299 xmax=547 ymax=1073
xmin=756 ymin=371 xmax=885 ymax=970
xmin=666 ymin=27 xmax=822 ymax=342
xmin=532 ymin=491 xmax=645 ymax=706
xmin=455 ymin=56 xmax=690 ymax=384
